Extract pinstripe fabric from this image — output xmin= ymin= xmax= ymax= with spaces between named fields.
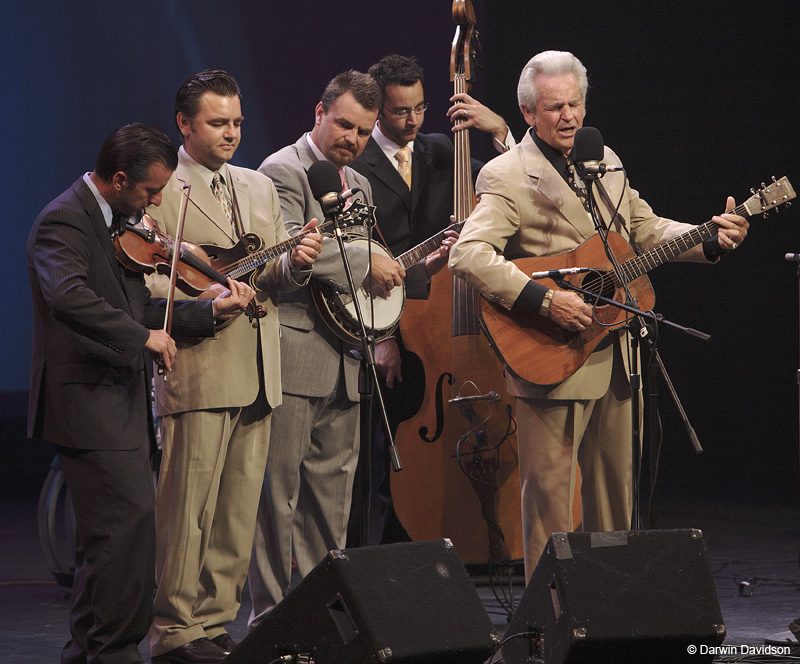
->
xmin=27 ymin=177 xmax=216 ymax=663
xmin=246 ymin=136 xmax=371 ymax=625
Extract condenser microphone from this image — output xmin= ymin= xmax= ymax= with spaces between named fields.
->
xmin=530 ymin=267 xmax=593 ymax=280
xmin=572 ymin=127 xmax=624 ymax=179
xmin=448 ymin=391 xmax=501 ymax=406
xmin=307 ymin=160 xmax=362 ymax=214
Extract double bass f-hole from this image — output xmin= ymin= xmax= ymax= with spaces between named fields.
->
xmin=388 ymin=0 xmax=525 ymax=570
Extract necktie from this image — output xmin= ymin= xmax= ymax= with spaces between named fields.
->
xmin=395 ymin=146 xmax=412 ymax=189
xmin=110 ymin=212 xmax=124 ymax=236
xmin=339 ymin=168 xmax=353 ymax=208
xmin=565 ymin=156 xmax=591 ymax=213
xmin=212 ymin=172 xmax=234 ymax=226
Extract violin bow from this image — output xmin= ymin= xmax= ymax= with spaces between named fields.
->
xmin=159 ymin=182 xmax=192 ymax=379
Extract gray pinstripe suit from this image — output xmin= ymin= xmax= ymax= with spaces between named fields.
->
xmin=247 ymin=135 xmax=374 ymax=625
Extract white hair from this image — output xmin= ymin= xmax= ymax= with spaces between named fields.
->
xmin=517 ymin=50 xmax=588 ymax=111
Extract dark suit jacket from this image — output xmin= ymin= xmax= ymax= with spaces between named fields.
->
xmin=27 ymin=177 xmax=215 ymax=451
xmin=351 ymin=132 xmax=481 ymax=299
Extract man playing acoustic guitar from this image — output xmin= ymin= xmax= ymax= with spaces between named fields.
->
xmin=449 ymin=50 xmax=748 ymax=580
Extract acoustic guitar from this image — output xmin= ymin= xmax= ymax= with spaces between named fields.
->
xmin=479 ymin=176 xmax=796 ymax=386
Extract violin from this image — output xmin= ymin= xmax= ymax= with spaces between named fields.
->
xmin=114 ymin=213 xmax=267 ymax=319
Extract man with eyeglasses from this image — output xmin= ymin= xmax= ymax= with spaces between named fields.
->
xmin=349 ymin=54 xmax=515 ymax=544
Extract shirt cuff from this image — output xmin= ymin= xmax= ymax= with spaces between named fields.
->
xmin=513 ymin=280 xmax=549 ymax=312
xmin=702 ymin=235 xmax=725 ymax=262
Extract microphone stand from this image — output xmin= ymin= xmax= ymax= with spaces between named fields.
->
xmin=580 ymin=172 xmax=707 ymax=530
xmin=325 ymin=198 xmax=401 ymax=548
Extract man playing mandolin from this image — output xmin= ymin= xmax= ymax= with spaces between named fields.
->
xmin=449 ymin=50 xmax=749 ymax=580
xmin=146 ymin=70 xmax=322 ymax=664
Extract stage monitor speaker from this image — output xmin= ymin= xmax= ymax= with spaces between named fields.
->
xmin=502 ymin=529 xmax=725 ymax=664
xmin=225 ymin=539 xmax=499 ymax=664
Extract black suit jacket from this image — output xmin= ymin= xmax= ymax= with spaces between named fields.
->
xmin=352 ymin=132 xmax=481 ymax=298
xmin=27 ymin=177 xmax=214 ymax=451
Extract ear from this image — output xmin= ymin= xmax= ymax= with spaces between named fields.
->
xmin=111 ymin=171 xmax=128 ymax=192
xmin=177 ymin=112 xmax=191 ymax=138
xmin=520 ymin=105 xmax=536 ymax=128
xmin=314 ymin=102 xmax=325 ymax=126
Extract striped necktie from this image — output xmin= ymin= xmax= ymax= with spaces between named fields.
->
xmin=212 ymin=172 xmax=234 ymax=226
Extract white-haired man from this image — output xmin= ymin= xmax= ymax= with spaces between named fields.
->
xmin=449 ymin=50 xmax=749 ymax=578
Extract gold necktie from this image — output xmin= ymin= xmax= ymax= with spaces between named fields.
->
xmin=395 ymin=146 xmax=412 ymax=189
xmin=212 ymin=172 xmax=234 ymax=225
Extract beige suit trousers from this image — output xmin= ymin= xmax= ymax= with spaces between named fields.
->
xmin=149 ymin=391 xmax=271 ymax=656
xmin=515 ymin=343 xmax=635 ymax=580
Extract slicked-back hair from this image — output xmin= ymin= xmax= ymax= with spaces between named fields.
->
xmin=517 ymin=51 xmax=589 ymax=111
xmin=174 ymin=69 xmax=241 ymax=127
xmin=94 ymin=123 xmax=177 ymax=185
xmin=320 ymin=70 xmax=382 ymax=113
xmin=368 ymin=54 xmax=424 ymax=93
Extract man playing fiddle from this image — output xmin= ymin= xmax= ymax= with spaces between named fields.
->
xmin=27 ymin=123 xmax=253 ymax=664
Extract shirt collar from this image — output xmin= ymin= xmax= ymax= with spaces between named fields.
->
xmin=372 ymin=123 xmax=415 ymax=164
xmin=305 ymin=133 xmax=328 ymax=163
xmin=530 ymin=128 xmax=570 ymax=180
xmin=179 ymin=145 xmax=230 ymax=190
xmin=82 ymin=172 xmax=114 ymax=229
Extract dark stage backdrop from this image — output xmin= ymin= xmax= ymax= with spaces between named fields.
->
xmin=2 ymin=0 xmax=798 ymax=504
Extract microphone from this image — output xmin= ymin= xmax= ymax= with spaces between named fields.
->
xmin=448 ymin=391 xmax=501 ymax=406
xmin=307 ymin=160 xmax=362 ymax=214
xmin=572 ymin=127 xmax=624 ymax=179
xmin=785 ymin=253 xmax=800 ymax=263
xmin=530 ymin=267 xmax=593 ymax=280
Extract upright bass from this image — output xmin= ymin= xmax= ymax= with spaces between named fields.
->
xmin=389 ymin=0 xmax=524 ymax=567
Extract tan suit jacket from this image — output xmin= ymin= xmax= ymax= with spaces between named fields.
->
xmin=449 ymin=130 xmax=711 ymax=400
xmin=146 ymin=146 xmax=304 ymax=414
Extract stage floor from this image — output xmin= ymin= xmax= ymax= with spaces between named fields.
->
xmin=1 ymin=493 xmax=798 ymax=663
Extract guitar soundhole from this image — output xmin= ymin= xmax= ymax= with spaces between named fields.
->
xmin=578 ymin=271 xmax=617 ymax=305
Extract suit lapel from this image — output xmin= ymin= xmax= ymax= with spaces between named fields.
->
xmin=176 ymin=151 xmax=238 ymax=244
xmin=362 ymin=138 xmax=410 ymax=208
xmin=520 ymin=133 xmax=594 ymax=241
xmin=410 ymin=136 xmax=430 ymax=212
xmin=75 ymin=180 xmax=128 ymax=290
xmin=228 ymin=166 xmax=250 ymax=234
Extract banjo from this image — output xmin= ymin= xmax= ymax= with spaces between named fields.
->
xmin=311 ymin=201 xmax=465 ymax=344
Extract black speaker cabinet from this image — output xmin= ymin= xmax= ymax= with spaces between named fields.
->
xmin=502 ymin=529 xmax=725 ymax=664
xmin=225 ymin=539 xmax=499 ymax=663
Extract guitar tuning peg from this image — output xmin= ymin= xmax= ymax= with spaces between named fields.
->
xmin=761 ymin=182 xmax=767 ymax=189
xmin=772 ymin=176 xmax=778 ymax=182
xmin=751 ymin=188 xmax=757 ymax=195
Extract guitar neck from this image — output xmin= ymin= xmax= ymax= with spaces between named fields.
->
xmin=620 ymin=203 xmax=748 ymax=282
xmin=395 ymin=221 xmax=465 ymax=270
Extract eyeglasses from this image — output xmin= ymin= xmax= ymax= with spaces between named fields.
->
xmin=383 ymin=103 xmax=429 ymax=118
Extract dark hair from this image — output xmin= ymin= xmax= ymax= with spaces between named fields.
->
xmin=368 ymin=54 xmax=425 ymax=92
xmin=174 ymin=69 xmax=241 ymax=126
xmin=320 ymin=70 xmax=382 ymax=113
xmin=93 ymin=123 xmax=177 ymax=185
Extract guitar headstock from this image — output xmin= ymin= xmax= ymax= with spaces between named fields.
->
xmin=742 ymin=176 xmax=795 ymax=218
